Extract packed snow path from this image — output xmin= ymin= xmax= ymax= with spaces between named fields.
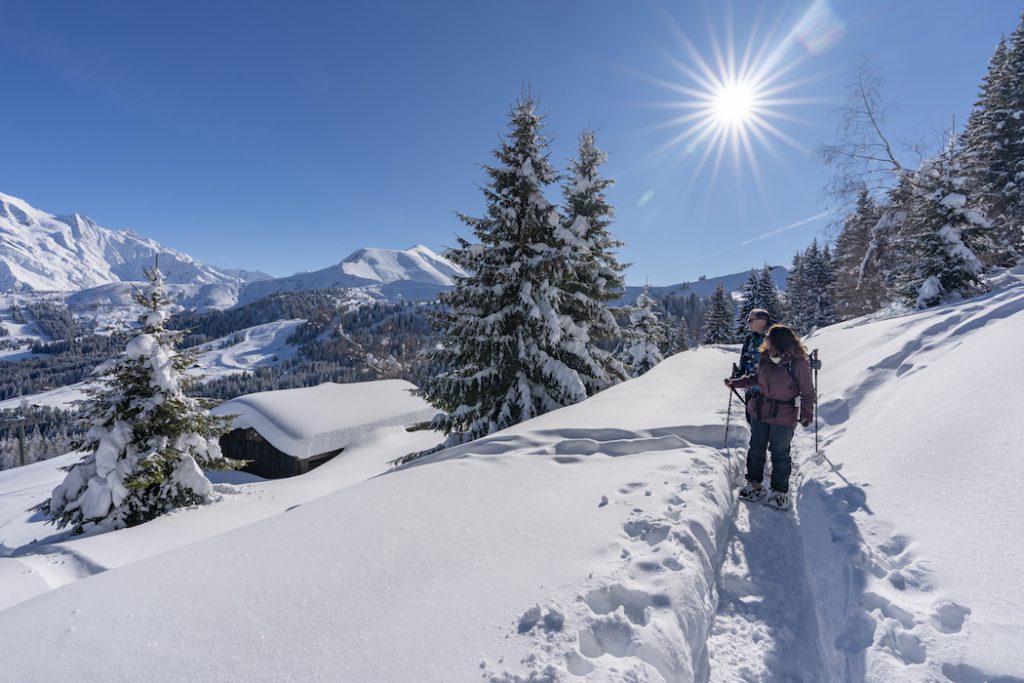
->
xmin=707 ymin=459 xmax=826 ymax=682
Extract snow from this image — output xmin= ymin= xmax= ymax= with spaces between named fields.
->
xmin=0 ymin=383 xmax=90 ymax=411
xmin=212 ymin=379 xmax=439 ymax=458
xmin=237 ymin=244 xmax=467 ymax=305
xmin=192 ymin=318 xmax=303 ymax=381
xmin=0 ymin=192 xmax=250 ymax=292
xmin=0 ymin=269 xmax=1022 ymax=680
xmin=939 ymin=192 xmax=967 ymax=209
xmin=916 ymin=275 xmax=942 ymax=308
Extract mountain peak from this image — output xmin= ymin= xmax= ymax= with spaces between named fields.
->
xmin=0 ymin=191 xmax=252 ymax=293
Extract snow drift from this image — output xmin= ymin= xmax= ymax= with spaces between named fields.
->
xmin=0 ymin=268 xmax=1021 ymax=681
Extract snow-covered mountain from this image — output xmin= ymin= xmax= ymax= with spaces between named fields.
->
xmin=236 ymin=244 xmax=467 ymax=305
xmin=0 ymin=192 xmax=269 ymax=292
xmin=1 ymin=266 xmax=1021 ymax=680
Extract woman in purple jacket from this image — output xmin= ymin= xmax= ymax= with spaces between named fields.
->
xmin=724 ymin=324 xmax=815 ymax=510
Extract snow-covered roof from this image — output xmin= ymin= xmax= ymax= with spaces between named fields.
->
xmin=212 ymin=380 xmax=438 ymax=459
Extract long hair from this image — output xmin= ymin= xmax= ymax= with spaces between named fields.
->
xmin=758 ymin=324 xmax=808 ymax=361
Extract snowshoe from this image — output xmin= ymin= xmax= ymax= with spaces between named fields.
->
xmin=765 ymin=490 xmax=791 ymax=511
xmin=738 ymin=480 xmax=766 ymax=502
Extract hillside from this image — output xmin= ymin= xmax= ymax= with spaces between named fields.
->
xmin=0 ymin=267 xmax=1020 ymax=681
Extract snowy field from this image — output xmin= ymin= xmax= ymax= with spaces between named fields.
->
xmin=0 ymin=269 xmax=1022 ymax=681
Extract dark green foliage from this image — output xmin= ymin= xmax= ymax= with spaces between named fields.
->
xmin=24 ymin=301 xmax=91 ymax=341
xmin=701 ymin=284 xmax=736 ymax=344
xmin=786 ymin=240 xmax=837 ymax=334
xmin=833 ymin=189 xmax=887 ymax=319
xmin=735 ymin=267 xmax=784 ymax=336
xmin=419 ymin=95 xmax=623 ymax=442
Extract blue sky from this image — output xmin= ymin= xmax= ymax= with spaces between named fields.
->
xmin=1 ymin=1 xmax=1020 ymax=285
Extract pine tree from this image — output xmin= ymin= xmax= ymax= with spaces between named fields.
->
xmin=784 ymin=251 xmax=808 ymax=333
xmin=961 ymin=31 xmax=1022 ymax=264
xmin=35 ymin=262 xmax=243 ymax=535
xmin=901 ymin=144 xmax=994 ymax=308
xmin=998 ymin=15 xmax=1024 ymax=254
xmin=667 ymin=315 xmax=690 ymax=355
xmin=869 ymin=173 xmax=918 ymax=298
xmin=834 ymin=189 xmax=886 ymax=318
xmin=557 ymin=129 xmax=629 ymax=392
xmin=786 ymin=241 xmax=838 ymax=333
xmin=736 ymin=266 xmax=784 ymax=335
xmin=619 ymin=284 xmax=666 ymax=376
xmin=701 ymin=284 xmax=736 ymax=344
xmin=810 ymin=243 xmax=838 ymax=328
xmin=735 ymin=270 xmax=761 ymax=338
xmin=418 ymin=95 xmax=603 ymax=442
xmin=755 ymin=265 xmax=785 ymax=323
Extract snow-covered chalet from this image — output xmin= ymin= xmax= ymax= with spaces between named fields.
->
xmin=213 ymin=380 xmax=438 ymax=479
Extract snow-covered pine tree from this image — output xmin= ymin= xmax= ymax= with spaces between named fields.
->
xmin=756 ymin=265 xmax=785 ymax=322
xmin=809 ymin=242 xmax=838 ymax=328
xmin=901 ymin=143 xmax=994 ymax=308
xmin=834 ymin=188 xmax=886 ymax=318
xmin=867 ymin=173 xmax=918 ymax=296
xmin=557 ymin=129 xmax=629 ymax=392
xmin=784 ymin=251 xmax=809 ymax=333
xmin=35 ymin=262 xmax=244 ymax=535
xmin=667 ymin=315 xmax=690 ymax=355
xmin=618 ymin=284 xmax=666 ymax=376
xmin=1000 ymin=15 xmax=1024 ymax=256
xmin=701 ymin=283 xmax=736 ymax=344
xmin=735 ymin=270 xmax=761 ymax=337
xmin=786 ymin=241 xmax=837 ymax=333
xmin=961 ymin=35 xmax=1017 ymax=264
xmin=419 ymin=95 xmax=599 ymax=442
xmin=736 ymin=267 xmax=784 ymax=335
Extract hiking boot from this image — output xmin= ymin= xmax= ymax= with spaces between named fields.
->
xmin=738 ymin=480 xmax=765 ymax=501
xmin=765 ymin=490 xmax=790 ymax=510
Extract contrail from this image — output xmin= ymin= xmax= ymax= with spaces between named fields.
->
xmin=694 ymin=211 xmax=831 ymax=260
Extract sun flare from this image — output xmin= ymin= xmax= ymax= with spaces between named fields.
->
xmin=712 ymin=81 xmax=758 ymax=127
xmin=639 ymin=3 xmax=844 ymax=194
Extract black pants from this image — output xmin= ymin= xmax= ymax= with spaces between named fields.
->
xmin=746 ymin=418 xmax=795 ymax=493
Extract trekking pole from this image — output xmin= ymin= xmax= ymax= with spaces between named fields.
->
xmin=810 ymin=349 xmax=821 ymax=456
xmin=723 ymin=363 xmax=745 ymax=450
xmin=723 ymin=389 xmax=733 ymax=450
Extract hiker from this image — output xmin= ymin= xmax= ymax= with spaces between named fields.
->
xmin=724 ymin=324 xmax=815 ymax=510
xmin=735 ymin=309 xmax=772 ymax=422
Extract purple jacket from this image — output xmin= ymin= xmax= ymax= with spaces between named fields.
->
xmin=731 ymin=355 xmax=815 ymax=427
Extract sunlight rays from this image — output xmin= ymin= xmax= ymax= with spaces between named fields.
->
xmin=640 ymin=1 xmax=844 ymax=198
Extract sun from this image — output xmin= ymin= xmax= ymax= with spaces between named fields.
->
xmin=712 ymin=81 xmax=758 ymax=127
xmin=636 ymin=2 xmax=843 ymax=193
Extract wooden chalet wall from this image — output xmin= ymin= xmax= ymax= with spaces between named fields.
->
xmin=219 ymin=427 xmax=341 ymax=479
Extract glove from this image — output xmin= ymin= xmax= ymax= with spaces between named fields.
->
xmin=799 ymin=416 xmax=812 ymax=427
xmin=723 ymin=378 xmax=735 ymax=388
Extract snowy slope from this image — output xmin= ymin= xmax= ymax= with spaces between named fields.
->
xmin=0 ymin=319 xmax=305 ymax=411
xmin=236 ymin=244 xmax=466 ymax=305
xmin=66 ymin=280 xmax=244 ymax=314
xmin=0 ymin=192 xmax=267 ymax=292
xmin=193 ymin=318 xmax=304 ymax=381
xmin=0 ymin=269 xmax=1022 ymax=681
